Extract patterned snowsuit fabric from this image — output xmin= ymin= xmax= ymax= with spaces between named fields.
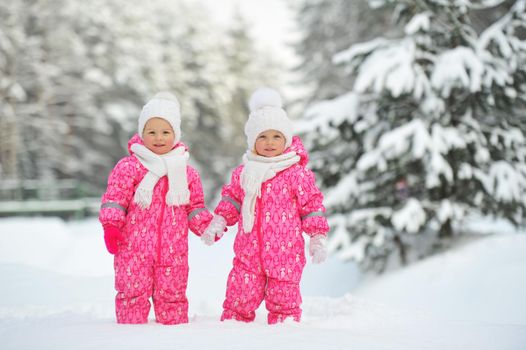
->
xmin=215 ymin=136 xmax=329 ymax=324
xmin=99 ymin=134 xmax=212 ymax=324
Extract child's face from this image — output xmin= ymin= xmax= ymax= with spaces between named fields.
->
xmin=254 ymin=129 xmax=286 ymax=157
xmin=142 ymin=117 xmax=176 ymax=155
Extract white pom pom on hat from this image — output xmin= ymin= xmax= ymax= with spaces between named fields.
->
xmin=248 ymin=87 xmax=283 ymax=111
xmin=244 ymin=87 xmax=293 ymax=150
xmin=138 ymin=91 xmax=181 ymax=144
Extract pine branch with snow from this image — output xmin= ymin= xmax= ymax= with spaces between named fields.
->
xmin=301 ymin=0 xmax=526 ymax=272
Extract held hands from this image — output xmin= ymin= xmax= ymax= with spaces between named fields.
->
xmin=103 ymin=225 xmax=123 ymax=254
xmin=201 ymin=215 xmax=227 ymax=246
xmin=309 ymin=234 xmax=328 ymax=264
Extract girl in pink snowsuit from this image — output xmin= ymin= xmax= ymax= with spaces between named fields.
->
xmin=99 ymin=92 xmax=212 ymax=325
xmin=202 ymin=88 xmax=329 ymax=324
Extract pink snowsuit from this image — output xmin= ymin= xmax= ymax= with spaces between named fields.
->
xmin=99 ymin=134 xmax=212 ymax=325
xmin=215 ymin=136 xmax=329 ymax=324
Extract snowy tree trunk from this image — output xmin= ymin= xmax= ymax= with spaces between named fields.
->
xmin=0 ymin=115 xmax=18 ymax=179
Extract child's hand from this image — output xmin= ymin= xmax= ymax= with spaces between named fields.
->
xmin=103 ymin=225 xmax=123 ymax=254
xmin=201 ymin=215 xmax=227 ymax=246
xmin=309 ymin=234 xmax=328 ymax=264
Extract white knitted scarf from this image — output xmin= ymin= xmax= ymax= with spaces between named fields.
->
xmin=240 ymin=151 xmax=300 ymax=232
xmin=131 ymin=143 xmax=190 ymax=208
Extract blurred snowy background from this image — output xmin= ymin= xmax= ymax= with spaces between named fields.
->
xmin=1 ymin=0 xmax=526 ymax=349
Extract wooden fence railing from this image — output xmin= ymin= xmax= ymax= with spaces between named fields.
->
xmin=0 ymin=179 xmax=100 ymax=219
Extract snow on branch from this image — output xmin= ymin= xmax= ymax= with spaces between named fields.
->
xmin=391 ymin=198 xmax=426 ymax=234
xmin=474 ymin=161 xmax=526 ymax=203
xmin=325 ymin=172 xmax=359 ymax=207
xmin=405 ymin=12 xmax=431 ymax=35
xmin=431 ymin=46 xmax=484 ymax=97
xmin=353 ymin=39 xmax=420 ymax=98
xmin=297 ymin=92 xmax=360 ymax=135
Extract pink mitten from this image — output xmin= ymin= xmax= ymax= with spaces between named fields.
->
xmin=201 ymin=215 xmax=227 ymax=246
xmin=309 ymin=234 xmax=328 ymax=264
xmin=103 ymin=225 xmax=122 ymax=254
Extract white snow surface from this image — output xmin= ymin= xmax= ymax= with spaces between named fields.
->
xmin=0 ymin=217 xmax=525 ymax=350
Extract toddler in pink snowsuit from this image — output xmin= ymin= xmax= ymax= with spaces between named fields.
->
xmin=99 ymin=92 xmax=213 ymax=325
xmin=202 ymin=88 xmax=329 ymax=324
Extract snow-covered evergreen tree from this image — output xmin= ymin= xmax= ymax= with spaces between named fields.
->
xmin=0 ymin=0 xmax=77 ymax=183
xmin=223 ymin=11 xmax=265 ymax=150
xmin=301 ymin=0 xmax=526 ymax=271
xmin=54 ymin=0 xmax=156 ymax=188
xmin=180 ymin=17 xmax=227 ymax=192
xmin=0 ymin=0 xmax=155 ymax=189
xmin=220 ymin=10 xmax=284 ymax=180
xmin=0 ymin=0 xmax=285 ymax=196
xmin=292 ymin=0 xmax=395 ymax=105
xmin=0 ymin=1 xmax=23 ymax=180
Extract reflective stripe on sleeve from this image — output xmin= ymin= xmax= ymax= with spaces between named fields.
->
xmin=100 ymin=201 xmax=127 ymax=214
xmin=222 ymin=196 xmax=241 ymax=213
xmin=188 ymin=207 xmax=206 ymax=220
xmin=301 ymin=211 xmax=326 ymax=220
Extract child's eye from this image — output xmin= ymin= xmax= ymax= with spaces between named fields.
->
xmin=148 ymin=131 xmax=155 ymax=135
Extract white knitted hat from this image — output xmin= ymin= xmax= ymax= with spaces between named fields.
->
xmin=244 ymin=88 xmax=293 ymax=150
xmin=138 ymin=91 xmax=181 ymax=144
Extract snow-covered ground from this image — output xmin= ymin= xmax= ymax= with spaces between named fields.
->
xmin=0 ymin=217 xmax=525 ymax=349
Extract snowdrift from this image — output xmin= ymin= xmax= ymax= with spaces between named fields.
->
xmin=0 ymin=217 xmax=525 ymax=350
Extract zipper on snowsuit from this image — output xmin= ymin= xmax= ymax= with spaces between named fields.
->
xmin=255 ymin=196 xmax=266 ymax=272
xmin=156 ymin=179 xmax=168 ymax=264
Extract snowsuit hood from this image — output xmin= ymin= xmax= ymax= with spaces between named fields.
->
xmin=286 ymin=136 xmax=309 ymax=167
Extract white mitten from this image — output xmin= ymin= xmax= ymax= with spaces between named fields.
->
xmin=201 ymin=215 xmax=227 ymax=246
xmin=309 ymin=234 xmax=328 ymax=264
